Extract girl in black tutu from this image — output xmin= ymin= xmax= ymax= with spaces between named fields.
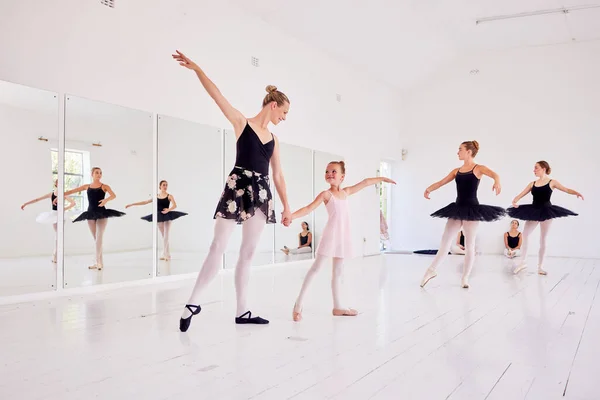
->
xmin=64 ymin=167 xmax=125 ymax=270
xmin=421 ymin=141 xmax=505 ymax=288
xmin=509 ymin=161 xmax=583 ymax=275
xmin=172 ymin=50 xmax=292 ymax=331
xmin=126 ymin=180 xmax=188 ymax=261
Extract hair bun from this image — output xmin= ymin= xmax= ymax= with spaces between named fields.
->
xmin=472 ymin=140 xmax=480 ymax=150
xmin=266 ymin=85 xmax=278 ymax=93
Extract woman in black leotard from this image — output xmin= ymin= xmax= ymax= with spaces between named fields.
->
xmin=172 ymin=50 xmax=292 ymax=331
xmin=64 ymin=167 xmax=125 ymax=270
xmin=503 ymin=220 xmax=522 ymax=258
xmin=281 ymin=221 xmax=312 ymax=256
xmin=508 ymin=160 xmax=583 ymax=275
xmin=21 ymin=179 xmax=76 ymax=263
xmin=421 ymin=140 xmax=505 ymax=289
xmin=126 ymin=180 xmax=188 ymax=261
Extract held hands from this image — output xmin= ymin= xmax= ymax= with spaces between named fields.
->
xmin=172 ymin=50 xmax=199 ymax=71
xmin=281 ymin=209 xmax=292 ymax=227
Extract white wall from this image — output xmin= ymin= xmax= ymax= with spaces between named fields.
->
xmin=392 ymin=41 xmax=599 ymax=259
xmin=0 ymin=0 xmax=402 ymax=259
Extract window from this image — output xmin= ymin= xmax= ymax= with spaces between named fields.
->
xmin=51 ymin=149 xmax=89 ymax=212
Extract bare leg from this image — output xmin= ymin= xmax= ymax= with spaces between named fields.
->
xmin=181 ymin=217 xmax=236 ymax=319
xmin=461 ymin=221 xmax=480 ymax=288
xmin=538 ymin=220 xmax=553 ymax=275
xmin=514 ymin=221 xmax=539 ymax=274
xmin=235 ymin=210 xmax=267 ymax=316
xmin=420 ymin=219 xmax=463 ymax=287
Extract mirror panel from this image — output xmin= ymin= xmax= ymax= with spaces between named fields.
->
xmin=0 ymin=80 xmax=59 ymax=296
xmin=63 ymin=96 xmax=153 ymax=288
xmin=156 ymin=115 xmax=222 ymax=276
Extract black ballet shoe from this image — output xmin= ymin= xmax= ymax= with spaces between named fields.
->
xmin=179 ymin=304 xmax=201 ymax=332
xmin=235 ymin=311 xmax=269 ymax=325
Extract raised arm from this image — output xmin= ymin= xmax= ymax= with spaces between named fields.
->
xmin=551 ymin=180 xmax=584 ymax=200
xmin=98 ymin=185 xmax=116 ymax=207
xmin=21 ymin=192 xmax=53 ymax=210
xmin=424 ymin=169 xmax=458 ymax=199
xmin=477 ymin=165 xmax=502 ymax=195
xmin=291 ymin=191 xmax=327 ymax=221
xmin=172 ymin=50 xmax=246 ymax=133
xmin=511 ymin=182 xmax=534 ymax=207
xmin=343 ymin=177 xmax=396 ymax=196
xmin=270 ymin=135 xmax=291 ymax=225
xmin=125 ymin=198 xmax=152 ymax=209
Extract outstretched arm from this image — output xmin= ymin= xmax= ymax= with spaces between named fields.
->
xmin=21 ymin=192 xmax=53 ymax=210
xmin=477 ymin=165 xmax=502 ymax=195
xmin=63 ymin=184 xmax=89 ymax=197
xmin=126 ymin=199 xmax=152 ymax=209
xmin=552 ymin=180 xmax=584 ymax=200
xmin=511 ymin=182 xmax=534 ymax=207
xmin=64 ymin=196 xmax=77 ymax=211
xmin=344 ymin=177 xmax=396 ymax=196
xmin=270 ymin=136 xmax=291 ymax=225
xmin=291 ymin=191 xmax=327 ymax=221
xmin=172 ymin=50 xmax=246 ymax=133
xmin=424 ymin=169 xmax=458 ymax=199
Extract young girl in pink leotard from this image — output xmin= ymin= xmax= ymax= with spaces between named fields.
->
xmin=289 ymin=161 xmax=395 ymax=321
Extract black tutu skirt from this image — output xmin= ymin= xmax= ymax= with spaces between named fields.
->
xmin=73 ymin=208 xmax=125 ymax=222
xmin=141 ymin=211 xmax=188 ymax=222
xmin=431 ymin=203 xmax=506 ymax=222
xmin=507 ymin=204 xmax=577 ymax=221
xmin=214 ymin=166 xmax=276 ymax=224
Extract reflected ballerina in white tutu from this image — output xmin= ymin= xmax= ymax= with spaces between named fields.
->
xmin=21 ymin=179 xmax=76 ymax=263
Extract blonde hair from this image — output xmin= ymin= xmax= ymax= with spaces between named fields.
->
xmin=461 ymin=140 xmax=480 ymax=157
xmin=262 ymin=85 xmax=290 ymax=107
xmin=328 ymin=161 xmax=346 ymax=174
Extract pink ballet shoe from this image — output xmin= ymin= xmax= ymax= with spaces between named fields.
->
xmin=538 ymin=267 xmax=547 ymax=275
xmin=88 ymin=264 xmax=97 ymax=269
xmin=461 ymin=275 xmax=470 ymax=289
xmin=420 ymin=268 xmax=437 ymax=287
xmin=292 ymin=304 xmax=302 ymax=322
xmin=97 ymin=263 xmax=103 ymax=271
xmin=513 ymin=263 xmax=527 ymax=274
xmin=332 ymin=308 xmax=358 ymax=317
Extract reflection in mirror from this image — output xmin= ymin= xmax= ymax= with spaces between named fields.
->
xmin=156 ymin=115 xmax=222 ymax=276
xmin=0 ymin=80 xmax=58 ymax=296
xmin=313 ymin=151 xmax=344 ymax=254
xmin=275 ymin=143 xmax=314 ymax=263
xmin=223 ymin=129 xmax=275 ymax=268
xmin=63 ymin=96 xmax=153 ymax=288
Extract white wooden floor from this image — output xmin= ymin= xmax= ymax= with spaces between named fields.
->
xmin=0 ymin=254 xmax=598 ymax=400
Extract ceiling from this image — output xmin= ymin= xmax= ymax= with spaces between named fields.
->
xmin=227 ymin=0 xmax=600 ymax=89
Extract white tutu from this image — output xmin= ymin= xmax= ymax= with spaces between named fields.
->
xmin=35 ymin=210 xmax=76 ymax=224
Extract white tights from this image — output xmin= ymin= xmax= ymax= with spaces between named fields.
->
xmin=294 ymin=255 xmax=345 ymax=311
xmin=182 ymin=210 xmax=267 ymax=318
xmin=87 ymin=219 xmax=108 ymax=266
xmin=158 ymin=221 xmax=172 ymax=259
xmin=425 ymin=219 xmax=480 ymax=281
xmin=519 ymin=220 xmax=553 ymax=268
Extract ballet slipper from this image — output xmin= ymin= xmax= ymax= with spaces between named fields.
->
xmin=420 ymin=268 xmax=437 ymax=287
xmin=538 ymin=267 xmax=547 ymax=275
xmin=88 ymin=264 xmax=97 ymax=269
xmin=461 ymin=275 xmax=470 ymax=289
xmin=97 ymin=263 xmax=103 ymax=271
xmin=292 ymin=304 xmax=302 ymax=322
xmin=332 ymin=308 xmax=358 ymax=317
xmin=513 ymin=263 xmax=527 ymax=274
